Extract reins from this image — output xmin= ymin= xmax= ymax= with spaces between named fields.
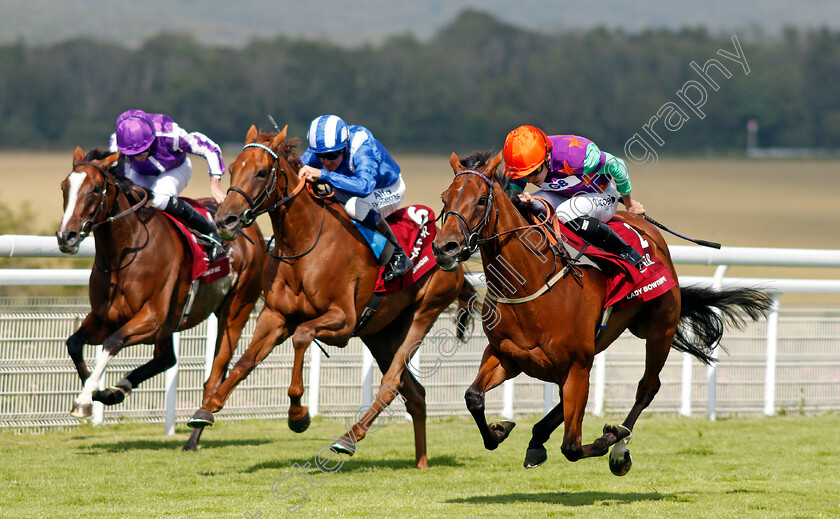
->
xmin=445 ymin=168 xmax=578 ymax=304
xmin=230 ymin=140 xmax=330 ymax=262
xmin=71 ymin=160 xmax=151 ymax=273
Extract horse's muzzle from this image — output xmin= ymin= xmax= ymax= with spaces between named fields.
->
xmin=432 ymin=240 xmax=464 ymax=272
xmin=215 ymin=212 xmax=243 ymax=241
xmin=56 ymin=231 xmax=81 ymax=255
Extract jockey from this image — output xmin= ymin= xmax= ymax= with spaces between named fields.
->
xmin=503 ymin=125 xmax=646 ymax=270
xmin=298 ymin=114 xmax=413 ymax=282
xmin=108 ymin=109 xmax=225 ymax=252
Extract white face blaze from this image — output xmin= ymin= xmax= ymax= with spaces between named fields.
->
xmin=59 ymin=172 xmax=86 ymax=233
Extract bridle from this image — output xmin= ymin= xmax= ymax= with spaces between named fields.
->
xmin=226 ymin=141 xmax=325 ymax=261
xmin=68 ymin=161 xmax=149 ymax=241
xmin=442 ymin=169 xmax=496 ymax=261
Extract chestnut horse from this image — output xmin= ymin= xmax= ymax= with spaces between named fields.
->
xmin=433 ymin=151 xmax=771 ymax=475
xmin=57 ymin=148 xmax=265 ymax=451
xmin=187 ymin=125 xmax=474 ymax=468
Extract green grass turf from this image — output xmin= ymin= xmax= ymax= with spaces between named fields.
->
xmin=1 ymin=414 xmax=839 ymax=518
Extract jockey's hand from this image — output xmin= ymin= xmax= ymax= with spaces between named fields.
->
xmin=517 ymin=192 xmax=533 ymax=205
xmin=622 ymin=194 xmax=646 ymax=217
xmin=299 ymin=165 xmax=322 ymax=182
xmin=210 ymin=177 xmax=225 ymax=204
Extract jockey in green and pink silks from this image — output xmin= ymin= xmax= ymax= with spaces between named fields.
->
xmin=503 ymin=125 xmax=647 ymax=270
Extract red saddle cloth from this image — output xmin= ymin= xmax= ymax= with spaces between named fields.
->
xmin=373 ymin=206 xmax=439 ymax=295
xmin=160 ymin=199 xmax=230 ymax=284
xmin=552 ymin=217 xmax=676 ymax=310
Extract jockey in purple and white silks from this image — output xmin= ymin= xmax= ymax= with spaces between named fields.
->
xmin=297 ymin=114 xmax=412 ymax=282
xmin=108 ymin=109 xmax=225 ymax=248
xmin=503 ymin=125 xmax=647 ymax=270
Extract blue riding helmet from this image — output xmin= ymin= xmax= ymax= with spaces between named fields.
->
xmin=307 ymin=115 xmax=349 ymax=154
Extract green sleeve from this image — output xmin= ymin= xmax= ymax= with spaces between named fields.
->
xmin=603 ymin=151 xmax=632 ymax=196
xmin=508 ymin=178 xmax=525 ymax=194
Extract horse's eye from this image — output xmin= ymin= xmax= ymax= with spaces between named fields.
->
xmin=92 ymin=185 xmax=103 ymax=195
xmin=477 ymin=196 xmax=488 ymax=206
xmin=256 ymin=169 xmax=269 ymax=179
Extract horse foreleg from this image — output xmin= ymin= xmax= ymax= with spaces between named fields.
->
xmin=287 ymin=308 xmax=349 ymax=433
xmin=66 ymin=313 xmax=109 ymax=384
xmin=183 ymin=297 xmax=256 ymax=451
xmin=191 ymin=307 xmax=290 ymax=425
xmin=524 ymin=398 xmax=565 ymax=469
xmin=70 ymin=313 xmax=158 ymax=418
xmin=95 ymin=336 xmax=177 ymax=406
xmin=465 ymin=345 xmax=520 ymax=451
xmin=559 ymin=362 xmax=595 ymax=462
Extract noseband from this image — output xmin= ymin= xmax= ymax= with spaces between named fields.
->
xmin=442 ymin=169 xmax=495 ymax=261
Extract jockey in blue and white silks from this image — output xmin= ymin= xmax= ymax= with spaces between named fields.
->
xmin=108 ymin=109 xmax=224 ymax=249
xmin=298 ymin=114 xmax=412 ymax=282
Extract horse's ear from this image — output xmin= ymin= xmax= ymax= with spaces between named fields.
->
xmin=449 ymin=152 xmax=462 ymax=174
xmin=72 ymin=146 xmax=85 ymax=165
xmin=101 ymin=152 xmax=121 ymax=170
xmin=487 ymin=151 xmax=504 ymax=175
xmin=269 ymin=125 xmax=288 ymax=149
xmin=245 ymin=125 xmax=259 ymax=144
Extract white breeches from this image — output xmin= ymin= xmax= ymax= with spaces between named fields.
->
xmin=125 ymin=158 xmax=193 ymax=209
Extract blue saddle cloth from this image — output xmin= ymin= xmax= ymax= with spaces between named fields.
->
xmin=352 ymin=221 xmax=388 ymax=261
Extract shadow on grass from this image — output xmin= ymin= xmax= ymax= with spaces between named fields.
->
xmin=448 ymin=490 xmax=672 ymax=506
xmin=77 ymin=437 xmax=273 ymax=453
xmin=241 ymin=454 xmax=469 ymax=474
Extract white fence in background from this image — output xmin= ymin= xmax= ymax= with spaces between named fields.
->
xmin=1 ymin=235 xmax=839 ymax=433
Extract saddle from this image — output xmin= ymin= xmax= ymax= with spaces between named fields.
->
xmin=530 ymin=198 xmax=675 ymax=311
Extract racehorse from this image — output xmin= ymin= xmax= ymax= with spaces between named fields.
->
xmin=433 ymin=150 xmax=772 ymax=474
xmin=57 ymin=147 xmax=266 ymax=452
xmin=187 ymin=125 xmax=474 ymax=468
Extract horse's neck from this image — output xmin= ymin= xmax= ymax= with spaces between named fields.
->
xmin=270 ymin=181 xmax=336 ymax=254
xmin=478 ymin=184 xmax=561 ymax=295
xmin=93 ymin=191 xmax=144 ymax=254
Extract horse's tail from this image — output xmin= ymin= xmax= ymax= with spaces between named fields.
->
xmin=455 ymin=275 xmax=478 ymax=342
xmin=673 ymin=286 xmax=773 ymax=365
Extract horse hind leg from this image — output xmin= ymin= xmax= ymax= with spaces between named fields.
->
xmin=606 ymin=322 xmax=675 ymax=476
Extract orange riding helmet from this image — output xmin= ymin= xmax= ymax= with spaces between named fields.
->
xmin=503 ymin=125 xmax=552 ymax=179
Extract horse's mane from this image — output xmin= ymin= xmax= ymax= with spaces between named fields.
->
xmin=83 ymin=148 xmax=139 ymax=196
xmin=256 ymin=131 xmax=303 ymax=171
xmin=458 ymin=150 xmax=530 ymax=214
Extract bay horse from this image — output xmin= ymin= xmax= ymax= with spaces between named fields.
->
xmin=57 ymin=147 xmax=266 ymax=452
xmin=433 ymin=151 xmax=772 ymax=474
xmin=187 ymin=125 xmax=474 ymax=468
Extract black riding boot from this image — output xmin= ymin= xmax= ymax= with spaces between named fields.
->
xmin=569 ymin=216 xmax=645 ymax=270
xmin=374 ymin=216 xmax=414 ymax=282
xmin=164 ymin=197 xmax=223 ymax=257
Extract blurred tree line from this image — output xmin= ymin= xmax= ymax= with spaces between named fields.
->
xmin=1 ymin=10 xmax=838 ymax=154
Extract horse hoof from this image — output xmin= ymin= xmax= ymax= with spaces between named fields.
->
xmin=70 ymin=402 xmax=92 ymax=418
xmin=188 ymin=409 xmax=215 ymax=428
xmin=524 ymin=448 xmax=547 ymax=469
xmin=330 ymin=436 xmax=356 ymax=456
xmin=609 ymin=442 xmax=633 ymax=476
xmin=92 ymin=387 xmax=127 ymax=406
xmin=490 ymin=420 xmax=516 ymax=443
xmin=288 ymin=411 xmax=311 ymax=433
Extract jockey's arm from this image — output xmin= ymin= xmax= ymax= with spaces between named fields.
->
xmin=180 ymin=129 xmax=226 ymax=202
xmin=319 ymin=149 xmax=378 ymax=198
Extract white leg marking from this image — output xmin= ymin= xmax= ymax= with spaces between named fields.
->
xmin=76 ymin=346 xmax=114 ymax=406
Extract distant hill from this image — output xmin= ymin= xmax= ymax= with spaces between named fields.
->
xmin=1 ymin=0 xmax=839 ymax=48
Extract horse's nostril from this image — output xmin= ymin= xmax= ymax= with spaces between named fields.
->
xmin=442 ymin=241 xmax=461 ymax=253
xmin=221 ymin=215 xmax=240 ymax=229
